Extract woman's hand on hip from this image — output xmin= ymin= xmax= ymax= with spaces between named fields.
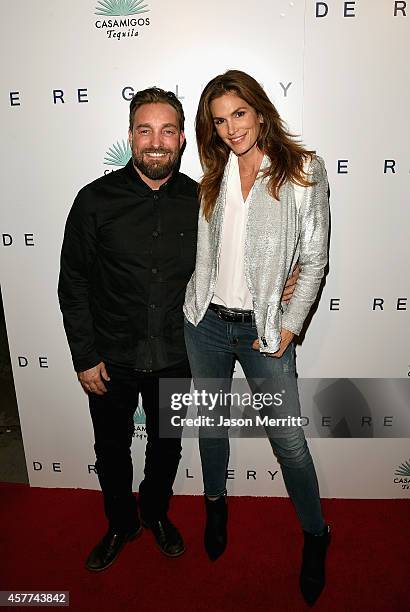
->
xmin=252 ymin=328 xmax=294 ymax=358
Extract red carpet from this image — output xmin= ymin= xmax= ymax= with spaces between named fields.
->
xmin=0 ymin=483 xmax=409 ymax=611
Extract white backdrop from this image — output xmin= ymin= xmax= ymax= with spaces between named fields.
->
xmin=1 ymin=0 xmax=409 ymax=498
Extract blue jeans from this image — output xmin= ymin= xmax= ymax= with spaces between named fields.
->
xmin=184 ymin=307 xmax=325 ymax=535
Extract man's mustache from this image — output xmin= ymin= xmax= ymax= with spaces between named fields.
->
xmin=142 ymin=148 xmax=172 ymax=155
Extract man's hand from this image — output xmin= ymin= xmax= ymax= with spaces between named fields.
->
xmin=78 ymin=362 xmax=110 ymax=396
xmin=252 ymin=328 xmax=295 ymax=359
xmin=281 ymin=263 xmax=300 ymax=303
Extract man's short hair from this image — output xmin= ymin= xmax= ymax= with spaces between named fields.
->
xmin=129 ymin=87 xmax=185 ymax=132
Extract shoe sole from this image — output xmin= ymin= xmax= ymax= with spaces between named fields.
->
xmin=141 ymin=520 xmax=186 ymax=558
xmin=85 ymin=526 xmax=143 ymax=572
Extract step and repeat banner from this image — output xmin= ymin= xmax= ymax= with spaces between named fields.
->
xmin=0 ymin=1 xmax=409 ymax=498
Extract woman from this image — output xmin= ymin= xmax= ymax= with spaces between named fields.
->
xmin=183 ymin=70 xmax=330 ymax=605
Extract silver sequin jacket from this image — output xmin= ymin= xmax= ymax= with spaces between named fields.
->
xmin=183 ymin=153 xmax=329 ymax=354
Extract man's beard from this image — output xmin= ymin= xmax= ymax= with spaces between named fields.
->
xmin=132 ymin=148 xmax=180 ymax=180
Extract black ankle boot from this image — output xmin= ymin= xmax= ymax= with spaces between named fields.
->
xmin=299 ymin=524 xmax=331 ymax=606
xmin=204 ymin=495 xmax=227 ymax=561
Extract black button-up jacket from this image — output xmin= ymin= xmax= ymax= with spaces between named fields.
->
xmin=58 ymin=161 xmax=199 ymax=372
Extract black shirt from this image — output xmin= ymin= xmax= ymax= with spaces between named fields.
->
xmin=58 ymin=160 xmax=199 ymax=372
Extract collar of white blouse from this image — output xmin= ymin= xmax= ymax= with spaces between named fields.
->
xmin=228 ymin=151 xmax=270 ymax=206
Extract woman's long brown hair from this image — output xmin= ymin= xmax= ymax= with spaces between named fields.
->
xmin=196 ymin=70 xmax=315 ymax=220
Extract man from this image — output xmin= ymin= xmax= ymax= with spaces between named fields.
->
xmin=59 ymin=88 xmax=198 ymax=571
xmin=58 ymin=87 xmax=298 ymax=572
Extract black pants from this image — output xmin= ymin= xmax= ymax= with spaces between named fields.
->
xmin=88 ymin=360 xmax=191 ymax=531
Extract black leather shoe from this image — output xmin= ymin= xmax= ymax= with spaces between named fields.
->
xmin=141 ymin=516 xmax=185 ymax=557
xmin=85 ymin=524 xmax=142 ymax=572
xmin=299 ymin=524 xmax=331 ymax=606
xmin=204 ymin=495 xmax=227 ymax=561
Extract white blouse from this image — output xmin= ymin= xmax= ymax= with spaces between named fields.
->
xmin=212 ymin=154 xmax=254 ymax=310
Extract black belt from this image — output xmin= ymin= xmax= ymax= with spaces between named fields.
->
xmin=208 ymin=303 xmax=254 ymax=323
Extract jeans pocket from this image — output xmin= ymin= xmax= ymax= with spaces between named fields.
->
xmin=281 ymin=341 xmax=296 ymax=374
xmin=183 ymin=313 xmax=194 ymax=327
